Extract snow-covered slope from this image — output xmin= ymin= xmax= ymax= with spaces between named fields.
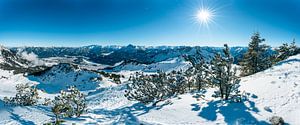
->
xmin=239 ymin=54 xmax=300 ymax=124
xmin=0 ymin=53 xmax=299 ymax=124
xmin=77 ymin=54 xmax=300 ymax=125
xmin=0 ymin=69 xmax=38 ymax=98
xmin=110 ymin=57 xmax=191 ymax=73
xmin=28 ymin=63 xmax=102 ymax=93
xmin=123 ymin=54 xmax=300 ymax=125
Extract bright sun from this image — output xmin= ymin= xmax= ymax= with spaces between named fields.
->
xmin=197 ymin=9 xmax=211 ymax=23
xmin=195 ymin=8 xmax=215 ymax=28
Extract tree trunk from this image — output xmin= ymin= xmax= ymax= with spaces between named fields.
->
xmin=188 ymin=80 xmax=191 ymax=91
xmin=220 ymin=83 xmax=224 ymax=99
xmin=55 ymin=115 xmax=60 ymax=125
xmin=198 ymin=81 xmax=201 ymax=91
xmin=225 ymin=95 xmax=229 ymax=100
xmin=152 ymin=100 xmax=162 ymax=107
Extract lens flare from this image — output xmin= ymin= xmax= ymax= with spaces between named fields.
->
xmin=195 ymin=7 xmax=215 ymax=29
xmin=197 ymin=9 xmax=212 ymax=23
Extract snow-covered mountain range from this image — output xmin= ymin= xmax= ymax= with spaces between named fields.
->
xmin=0 ymin=46 xmax=48 ymax=74
xmin=11 ymin=45 xmax=253 ymax=65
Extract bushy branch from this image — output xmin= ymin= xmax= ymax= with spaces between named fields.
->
xmin=3 ymin=83 xmax=40 ymax=106
xmin=275 ymin=40 xmax=298 ymax=62
xmin=51 ymin=86 xmax=86 ymax=124
xmin=125 ymin=72 xmax=172 ymax=106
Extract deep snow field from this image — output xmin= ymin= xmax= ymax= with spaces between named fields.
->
xmin=0 ymin=54 xmax=299 ymax=125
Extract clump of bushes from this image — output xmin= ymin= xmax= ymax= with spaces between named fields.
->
xmin=3 ymin=83 xmax=40 ymax=106
xmin=98 ymin=71 xmax=124 ymax=84
xmin=2 ymin=83 xmax=86 ymax=125
xmin=125 ymin=71 xmax=180 ymax=106
xmin=125 ymin=44 xmax=243 ymax=106
xmin=269 ymin=116 xmax=285 ymax=125
xmin=51 ymin=86 xmax=86 ymax=124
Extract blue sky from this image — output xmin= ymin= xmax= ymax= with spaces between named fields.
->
xmin=0 ymin=0 xmax=299 ymax=47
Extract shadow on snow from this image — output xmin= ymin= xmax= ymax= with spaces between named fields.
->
xmin=0 ymin=100 xmax=36 ymax=125
xmin=90 ymin=102 xmax=169 ymax=125
xmin=275 ymin=58 xmax=300 ymax=66
xmin=197 ymin=99 xmax=268 ymax=124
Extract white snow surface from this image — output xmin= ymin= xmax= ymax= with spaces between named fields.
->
xmin=0 ymin=54 xmax=299 ymax=124
xmin=28 ymin=63 xmax=102 ymax=94
xmin=113 ymin=57 xmax=191 ymax=73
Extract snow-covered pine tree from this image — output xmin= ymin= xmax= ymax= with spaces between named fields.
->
xmin=289 ymin=39 xmax=297 ymax=56
xmin=210 ymin=52 xmax=225 ymax=98
xmin=184 ymin=67 xmax=194 ymax=91
xmin=193 ymin=58 xmax=209 ymax=91
xmin=276 ymin=43 xmax=290 ymax=62
xmin=291 ymin=39 xmax=300 ymax=55
xmin=240 ymin=32 xmax=271 ymax=76
xmin=184 ymin=46 xmax=209 ymax=91
xmin=222 ymin=44 xmax=241 ymax=100
xmin=167 ymin=70 xmax=187 ymax=94
xmin=210 ymin=44 xmax=241 ymax=101
xmin=275 ymin=40 xmax=298 ymax=62
xmin=125 ymin=72 xmax=173 ymax=106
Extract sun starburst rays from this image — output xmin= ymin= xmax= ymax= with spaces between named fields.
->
xmin=194 ymin=7 xmax=216 ymax=29
xmin=189 ymin=0 xmax=219 ymax=30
